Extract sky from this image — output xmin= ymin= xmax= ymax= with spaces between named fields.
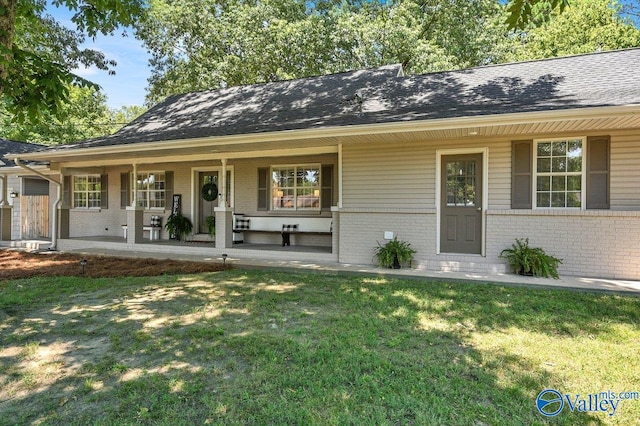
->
xmin=47 ymin=6 xmax=151 ymax=109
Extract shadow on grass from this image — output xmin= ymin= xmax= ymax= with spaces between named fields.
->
xmin=2 ymin=270 xmax=635 ymax=425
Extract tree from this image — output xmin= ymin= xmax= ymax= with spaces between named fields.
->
xmin=503 ymin=0 xmax=640 ymax=60
xmin=137 ymin=0 xmax=506 ymax=104
xmin=0 ymin=85 xmax=147 ymax=144
xmin=0 ymin=0 xmax=146 ymax=123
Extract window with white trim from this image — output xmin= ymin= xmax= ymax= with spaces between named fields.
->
xmin=135 ymin=172 xmax=166 ymax=209
xmin=534 ymin=138 xmax=584 ymax=208
xmin=73 ymin=175 xmax=101 ymax=209
xmin=271 ymin=165 xmax=320 ymax=210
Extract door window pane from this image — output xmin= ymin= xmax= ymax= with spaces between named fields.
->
xmin=446 ymin=160 xmax=476 ymax=206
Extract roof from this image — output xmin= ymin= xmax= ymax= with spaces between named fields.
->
xmin=22 ymin=48 xmax=640 ymax=152
xmin=0 ymin=139 xmax=46 ymax=168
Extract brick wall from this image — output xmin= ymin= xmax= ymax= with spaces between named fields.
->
xmin=487 ymin=210 xmax=640 ymax=279
xmin=337 ymin=209 xmax=640 ymax=279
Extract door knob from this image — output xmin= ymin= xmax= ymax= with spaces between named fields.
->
xmin=476 ymin=207 xmax=482 ymax=211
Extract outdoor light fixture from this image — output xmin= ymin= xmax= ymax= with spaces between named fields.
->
xmin=9 ymin=191 xmax=18 ymax=198
xmin=221 ymin=254 xmax=228 ymax=265
xmin=80 ymin=258 xmax=87 ymax=274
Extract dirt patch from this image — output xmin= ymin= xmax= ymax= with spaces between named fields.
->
xmin=0 ymin=249 xmax=230 ymax=280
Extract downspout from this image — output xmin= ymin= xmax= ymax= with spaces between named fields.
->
xmin=14 ymin=158 xmax=61 ymax=250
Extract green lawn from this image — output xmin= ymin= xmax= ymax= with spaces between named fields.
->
xmin=1 ymin=270 xmax=639 ymax=425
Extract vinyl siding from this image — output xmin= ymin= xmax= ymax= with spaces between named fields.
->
xmin=342 ymin=137 xmax=512 ymax=210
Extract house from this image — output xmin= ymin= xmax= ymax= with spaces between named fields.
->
xmin=5 ymin=48 xmax=640 ymax=279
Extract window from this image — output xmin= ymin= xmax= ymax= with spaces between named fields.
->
xmin=135 ymin=172 xmax=166 ymax=209
xmin=73 ymin=175 xmax=102 ymax=209
xmin=271 ymin=165 xmax=320 ymax=210
xmin=534 ymin=138 xmax=584 ymax=208
xmin=511 ymin=136 xmax=609 ymax=210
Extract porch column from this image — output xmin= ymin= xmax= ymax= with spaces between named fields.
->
xmin=127 ymin=164 xmax=144 ymax=244
xmin=220 ymin=158 xmax=228 ymax=207
xmin=59 ymin=170 xmax=70 ymax=239
xmin=0 ymin=175 xmax=11 ymax=240
xmin=215 ymin=206 xmax=233 ymax=249
xmin=0 ymin=174 xmax=7 ymax=206
xmin=331 ymin=206 xmax=340 ymax=259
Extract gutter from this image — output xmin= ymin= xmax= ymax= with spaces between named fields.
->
xmin=14 ymin=158 xmax=61 ymax=250
xmin=9 ymin=104 xmax=640 ymax=162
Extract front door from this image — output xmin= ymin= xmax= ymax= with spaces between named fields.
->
xmin=198 ymin=172 xmax=219 ymax=234
xmin=440 ymin=154 xmax=483 ymax=254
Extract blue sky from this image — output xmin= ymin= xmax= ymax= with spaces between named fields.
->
xmin=47 ymin=5 xmax=150 ymax=109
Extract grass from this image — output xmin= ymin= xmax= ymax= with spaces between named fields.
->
xmin=1 ymin=270 xmax=639 ymax=425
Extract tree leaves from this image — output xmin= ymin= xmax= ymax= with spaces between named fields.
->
xmin=505 ymin=0 xmax=571 ymax=30
xmin=0 ymin=0 xmax=146 ymax=124
xmin=138 ymin=0 xmax=505 ymax=103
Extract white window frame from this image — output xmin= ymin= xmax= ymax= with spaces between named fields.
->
xmin=271 ymin=164 xmax=321 ymax=211
xmin=73 ymin=175 xmax=101 ymax=209
xmin=134 ymin=171 xmax=166 ymax=210
xmin=533 ymin=137 xmax=586 ymax=210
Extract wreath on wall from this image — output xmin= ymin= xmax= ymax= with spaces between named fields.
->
xmin=201 ymin=182 xmax=218 ymax=202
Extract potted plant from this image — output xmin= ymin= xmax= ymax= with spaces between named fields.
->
xmin=374 ymin=237 xmax=416 ymax=269
xmin=164 ymin=212 xmax=193 ymax=241
xmin=205 ymin=215 xmax=216 ymax=237
xmin=500 ymin=238 xmax=562 ymax=279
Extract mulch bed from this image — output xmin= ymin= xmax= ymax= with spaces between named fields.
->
xmin=0 ymin=249 xmax=230 ymax=280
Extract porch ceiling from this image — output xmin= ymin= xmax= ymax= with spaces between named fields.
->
xmin=14 ymin=108 xmax=640 ymax=167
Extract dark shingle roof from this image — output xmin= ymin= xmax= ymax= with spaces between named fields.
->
xmin=0 ymin=139 xmax=46 ymax=167
xmin=51 ymin=48 xmax=640 ymax=150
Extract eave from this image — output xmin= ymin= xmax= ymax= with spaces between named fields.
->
xmin=8 ymin=105 xmax=640 ymax=167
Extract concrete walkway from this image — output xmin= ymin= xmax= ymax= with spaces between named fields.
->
xmin=65 ymin=246 xmax=640 ymax=296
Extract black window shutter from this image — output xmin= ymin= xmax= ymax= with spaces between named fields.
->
xmin=511 ymin=140 xmax=533 ymax=209
xmin=100 ymin=174 xmax=108 ymax=209
xmin=165 ymin=171 xmax=174 ymax=209
xmin=321 ymin=165 xmax=333 ymax=210
xmin=120 ymin=173 xmax=130 ymax=209
xmin=63 ymin=175 xmax=71 ymax=207
xmin=586 ymin=136 xmax=610 ymax=209
xmin=257 ymin=167 xmax=268 ymax=210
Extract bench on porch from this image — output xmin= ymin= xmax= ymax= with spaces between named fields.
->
xmin=233 ymin=216 xmax=332 ymax=246
xmin=121 ymin=215 xmax=162 ymax=241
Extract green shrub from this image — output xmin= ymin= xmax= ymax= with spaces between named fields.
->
xmin=500 ymin=238 xmax=562 ymax=279
xmin=164 ymin=213 xmax=193 ymax=241
xmin=374 ymin=237 xmax=416 ymax=268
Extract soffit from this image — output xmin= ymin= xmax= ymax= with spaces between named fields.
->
xmin=35 ymin=112 xmax=640 ymax=167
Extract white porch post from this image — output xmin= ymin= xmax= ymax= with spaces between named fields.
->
xmin=0 ymin=174 xmax=11 ymax=240
xmin=220 ymin=158 xmax=228 ymax=207
xmin=215 ymin=158 xmax=233 ymax=249
xmin=338 ymin=144 xmax=343 ymax=208
xmin=131 ymin=163 xmax=139 ymax=207
xmin=0 ymin=174 xmax=8 ymax=206
xmin=127 ymin=164 xmax=144 ymax=243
